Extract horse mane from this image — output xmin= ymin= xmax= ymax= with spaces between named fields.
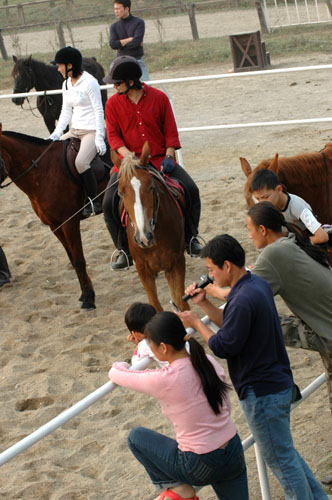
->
xmin=2 ymin=131 xmax=50 ymax=146
xmin=119 ymin=153 xmax=141 ymax=183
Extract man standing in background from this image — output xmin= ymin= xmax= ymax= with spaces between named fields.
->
xmin=110 ymin=0 xmax=150 ymax=81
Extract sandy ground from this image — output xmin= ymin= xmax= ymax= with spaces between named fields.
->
xmin=0 ymin=50 xmax=332 ymax=499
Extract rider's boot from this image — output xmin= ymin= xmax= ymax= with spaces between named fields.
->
xmin=186 ymin=236 xmax=203 ymax=257
xmin=104 ymin=218 xmax=133 ymax=270
xmin=80 ymin=168 xmax=102 ymax=217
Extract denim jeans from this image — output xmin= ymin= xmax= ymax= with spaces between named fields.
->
xmin=137 ymin=57 xmax=150 ymax=81
xmin=128 ymin=427 xmax=248 ymax=500
xmin=240 ymin=387 xmax=328 ymax=500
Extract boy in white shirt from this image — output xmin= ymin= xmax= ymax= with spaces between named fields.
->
xmin=125 ymin=302 xmax=168 ymax=368
xmin=249 ymin=169 xmax=330 ymax=245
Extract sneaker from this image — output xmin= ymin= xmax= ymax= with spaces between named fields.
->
xmin=111 ymin=251 xmax=133 ymax=270
xmin=187 ymin=237 xmax=203 ymax=257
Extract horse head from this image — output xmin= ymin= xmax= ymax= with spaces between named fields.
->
xmin=240 ymin=154 xmax=279 ymax=207
xmin=114 ymin=142 xmax=157 ymax=248
xmin=12 ymin=55 xmax=34 ymax=105
xmin=0 ymin=124 xmax=8 ymax=185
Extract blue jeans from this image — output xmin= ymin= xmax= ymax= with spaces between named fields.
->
xmin=240 ymin=387 xmax=328 ymax=500
xmin=137 ymin=57 xmax=150 ymax=81
xmin=128 ymin=427 xmax=248 ymax=500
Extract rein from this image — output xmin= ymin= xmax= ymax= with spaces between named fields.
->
xmin=0 ymin=140 xmax=55 ymax=189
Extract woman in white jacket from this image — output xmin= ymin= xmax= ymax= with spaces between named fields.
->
xmin=49 ymin=46 xmax=106 ymax=216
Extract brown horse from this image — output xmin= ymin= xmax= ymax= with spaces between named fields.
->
xmin=113 ymin=144 xmax=189 ymax=312
xmin=0 ymin=124 xmax=110 ymax=309
xmin=240 ymin=142 xmax=332 ymax=225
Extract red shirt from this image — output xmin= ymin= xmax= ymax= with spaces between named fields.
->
xmin=105 ymin=83 xmax=181 ymax=171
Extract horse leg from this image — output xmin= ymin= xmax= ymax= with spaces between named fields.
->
xmin=165 ymin=257 xmax=189 ymax=311
xmin=52 ymin=222 xmax=95 ymax=310
xmin=135 ymin=264 xmax=163 ymax=312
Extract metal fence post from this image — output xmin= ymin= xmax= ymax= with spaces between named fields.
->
xmin=0 ymin=29 xmax=8 ymax=61
xmin=188 ymin=3 xmax=199 ymax=41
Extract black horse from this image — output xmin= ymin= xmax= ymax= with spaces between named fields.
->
xmin=12 ymin=55 xmax=108 ymax=134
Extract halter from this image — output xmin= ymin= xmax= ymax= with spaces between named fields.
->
xmin=0 ymin=140 xmax=55 ymax=189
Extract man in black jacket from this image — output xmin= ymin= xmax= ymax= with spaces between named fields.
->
xmin=110 ymin=0 xmax=150 ymax=81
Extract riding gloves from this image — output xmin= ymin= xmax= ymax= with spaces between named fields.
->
xmin=95 ymin=137 xmax=107 ymax=156
xmin=48 ymin=132 xmax=61 ymax=141
xmin=161 ymin=155 xmax=175 ymax=175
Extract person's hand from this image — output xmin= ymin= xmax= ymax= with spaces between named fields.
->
xmin=175 ymin=310 xmax=200 ymax=330
xmin=126 ymin=333 xmax=138 ymax=345
xmin=184 ymin=281 xmax=207 ymax=304
xmin=205 ymin=283 xmax=229 ymax=301
xmin=161 ymin=156 xmax=175 ymax=175
xmin=95 ymin=138 xmax=107 ymax=156
xmin=48 ymin=132 xmax=60 ymax=141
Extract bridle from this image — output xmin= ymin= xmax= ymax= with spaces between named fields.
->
xmin=13 ymin=64 xmax=55 ymax=115
xmin=121 ymin=166 xmax=160 ymax=232
xmin=0 ymin=141 xmax=55 ymax=189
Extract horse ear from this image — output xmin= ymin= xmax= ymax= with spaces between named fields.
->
xmin=111 ymin=149 xmax=121 ymax=169
xmin=140 ymin=141 xmax=150 ymax=166
xmin=13 ymin=55 xmax=18 ymax=62
xmin=269 ymin=153 xmax=279 ymax=172
xmin=240 ymin=157 xmax=252 ymax=178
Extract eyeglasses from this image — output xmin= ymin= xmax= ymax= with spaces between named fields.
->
xmin=113 ymin=81 xmax=124 ymax=87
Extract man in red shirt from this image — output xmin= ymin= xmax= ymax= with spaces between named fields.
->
xmin=103 ymin=56 xmax=202 ymax=269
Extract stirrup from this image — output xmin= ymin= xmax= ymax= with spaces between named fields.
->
xmin=110 ymin=249 xmax=133 ymax=271
xmin=83 ymin=197 xmax=101 ymax=217
xmin=187 ymin=235 xmax=206 ymax=257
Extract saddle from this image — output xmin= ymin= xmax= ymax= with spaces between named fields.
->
xmin=62 ymin=137 xmax=112 ymax=185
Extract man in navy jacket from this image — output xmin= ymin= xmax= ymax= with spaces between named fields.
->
xmin=110 ymin=0 xmax=149 ymax=81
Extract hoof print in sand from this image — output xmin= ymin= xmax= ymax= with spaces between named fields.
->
xmin=15 ymin=396 xmax=54 ymax=412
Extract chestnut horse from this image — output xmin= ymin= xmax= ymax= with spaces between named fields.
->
xmin=240 ymin=142 xmax=332 ymax=225
xmin=113 ymin=145 xmax=189 ymax=312
xmin=0 ymin=125 xmax=110 ymax=309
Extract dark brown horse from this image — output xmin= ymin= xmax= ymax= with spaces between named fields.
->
xmin=0 ymin=124 xmax=110 ymax=309
xmin=241 ymin=142 xmax=332 ymax=225
xmin=113 ymin=144 xmax=189 ymax=312
xmin=11 ymin=55 xmax=107 ymax=134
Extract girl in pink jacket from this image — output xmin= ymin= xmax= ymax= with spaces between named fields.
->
xmin=109 ymin=311 xmax=248 ymax=500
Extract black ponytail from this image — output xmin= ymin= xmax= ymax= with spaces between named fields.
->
xmin=248 ymin=202 xmax=330 ymax=268
xmin=145 ymin=311 xmax=230 ymax=415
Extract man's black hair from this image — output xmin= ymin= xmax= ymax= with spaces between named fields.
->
xmin=114 ymin=0 xmax=131 ymax=10
xmin=249 ymin=169 xmax=281 ymax=193
xmin=124 ymin=302 xmax=156 ymax=333
xmin=201 ymin=234 xmax=245 ymax=268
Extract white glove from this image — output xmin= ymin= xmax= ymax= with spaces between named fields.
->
xmin=95 ymin=138 xmax=107 ymax=156
xmin=48 ymin=132 xmax=61 ymax=141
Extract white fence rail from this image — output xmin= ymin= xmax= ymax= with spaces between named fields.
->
xmin=264 ymin=0 xmax=331 ymax=28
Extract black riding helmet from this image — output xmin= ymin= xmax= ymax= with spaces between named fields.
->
xmin=103 ymin=56 xmax=142 ymax=92
xmin=51 ymin=46 xmax=83 ymax=79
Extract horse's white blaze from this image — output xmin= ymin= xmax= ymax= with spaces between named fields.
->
xmin=131 ymin=176 xmax=148 ymax=245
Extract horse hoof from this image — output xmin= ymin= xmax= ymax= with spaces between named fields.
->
xmin=81 ymin=302 xmax=96 ymax=310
